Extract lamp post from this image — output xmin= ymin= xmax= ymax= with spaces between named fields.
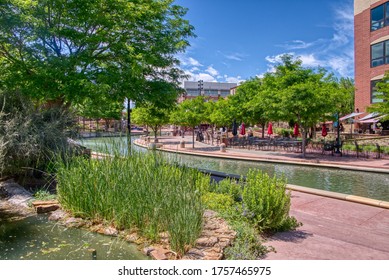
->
xmin=334 ymin=112 xmax=341 ymax=155
xmin=127 ymin=98 xmax=132 ymax=155
xmin=198 ymin=80 xmax=203 ymax=96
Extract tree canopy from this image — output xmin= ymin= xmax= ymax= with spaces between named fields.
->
xmin=259 ymin=55 xmax=341 ymax=157
xmin=170 ymin=96 xmax=208 ymax=148
xmin=367 ymin=74 xmax=389 ymax=121
xmin=0 ymin=0 xmax=194 ymax=106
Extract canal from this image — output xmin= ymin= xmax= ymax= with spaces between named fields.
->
xmin=82 ymin=136 xmax=389 ymax=202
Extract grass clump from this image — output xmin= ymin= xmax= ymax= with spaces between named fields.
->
xmin=55 ymin=151 xmax=204 ymax=256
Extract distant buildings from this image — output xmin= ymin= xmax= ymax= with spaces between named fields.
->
xmin=354 ymin=0 xmax=389 ymax=113
xmin=179 ymin=81 xmax=237 ymax=102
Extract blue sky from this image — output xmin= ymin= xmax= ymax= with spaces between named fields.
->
xmin=175 ymin=0 xmax=354 ymax=84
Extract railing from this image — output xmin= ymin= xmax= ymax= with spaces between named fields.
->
xmin=202 ymin=136 xmax=389 ymax=159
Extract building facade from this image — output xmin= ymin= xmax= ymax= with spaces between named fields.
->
xmin=180 ymin=81 xmax=237 ymax=102
xmin=355 ymin=0 xmax=389 ymax=113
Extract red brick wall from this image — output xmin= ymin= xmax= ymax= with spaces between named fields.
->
xmin=355 ymin=0 xmax=389 ymax=113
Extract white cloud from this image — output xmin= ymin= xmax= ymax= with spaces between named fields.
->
xmin=299 ymin=54 xmax=324 ymax=67
xmin=279 ymin=40 xmax=316 ymax=50
xmin=178 ymin=55 xmax=203 ymax=67
xmin=206 ymin=66 xmax=219 ymax=76
xmin=266 ymin=0 xmax=354 ymax=78
xmin=183 ymin=70 xmax=217 ymax=82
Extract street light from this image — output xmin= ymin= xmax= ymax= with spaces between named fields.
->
xmin=198 ymin=80 xmax=203 ymax=96
xmin=334 ymin=112 xmax=341 ymax=155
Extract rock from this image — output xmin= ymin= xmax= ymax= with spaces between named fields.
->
xmin=0 ymin=180 xmax=32 ymax=208
xmin=196 ymin=237 xmax=218 ymax=247
xmin=48 ymin=209 xmax=67 ymax=221
xmin=143 ymin=247 xmax=155 ymax=256
xmin=150 ymin=248 xmax=169 ymax=260
xmin=181 ymin=248 xmax=204 ymax=260
xmin=63 ymin=217 xmax=85 ymax=228
xmin=36 ymin=204 xmax=60 ymax=214
xmin=181 ymin=210 xmax=236 ymax=260
xmin=32 ymin=200 xmax=58 ymax=207
xmin=100 ymin=226 xmax=118 ymax=236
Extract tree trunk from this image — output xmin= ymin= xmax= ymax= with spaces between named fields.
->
xmin=211 ymin=126 xmax=214 ymax=146
xmin=154 ymin=125 xmax=159 ymax=141
xmin=301 ymin=128 xmax=307 ymax=158
xmin=261 ymin=123 xmax=265 ymax=138
xmin=192 ymin=126 xmax=195 ymax=149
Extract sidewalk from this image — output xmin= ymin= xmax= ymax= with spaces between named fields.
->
xmin=150 ymin=135 xmax=389 ymax=173
xmin=136 ymin=136 xmax=389 ymax=259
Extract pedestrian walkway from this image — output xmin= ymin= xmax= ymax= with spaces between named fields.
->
xmin=148 ymin=136 xmax=389 ymax=173
xmin=135 ymin=136 xmax=389 ymax=260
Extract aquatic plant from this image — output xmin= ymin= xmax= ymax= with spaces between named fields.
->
xmin=56 ymin=149 xmax=204 ymax=256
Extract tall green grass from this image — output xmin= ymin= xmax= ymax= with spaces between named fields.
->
xmin=56 ymin=148 xmax=205 ymax=255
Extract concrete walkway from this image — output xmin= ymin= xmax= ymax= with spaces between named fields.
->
xmin=136 ymin=136 xmax=389 ymax=260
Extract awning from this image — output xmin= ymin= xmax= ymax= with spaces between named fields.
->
xmin=358 ymin=114 xmax=386 ymax=124
xmin=359 ymin=118 xmax=380 ymax=124
xmin=359 ymin=112 xmax=380 ymax=121
xmin=339 ymin=112 xmax=364 ymax=121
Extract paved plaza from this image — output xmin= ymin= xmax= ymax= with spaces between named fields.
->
xmin=136 ymin=135 xmax=389 ymax=260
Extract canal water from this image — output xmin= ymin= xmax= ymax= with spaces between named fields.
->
xmin=81 ymin=136 xmax=389 ymax=202
xmin=0 ymin=212 xmax=149 ymax=260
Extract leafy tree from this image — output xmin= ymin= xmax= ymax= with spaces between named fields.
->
xmin=77 ymin=95 xmax=124 ymax=131
xmin=208 ymin=97 xmax=234 ymax=143
xmin=0 ymin=0 xmax=194 ymax=106
xmin=237 ymin=77 xmax=272 ymax=138
xmin=170 ymin=96 xmax=207 ymax=148
xmin=132 ymin=104 xmax=171 ymax=141
xmin=367 ymin=74 xmax=389 ymax=121
xmin=264 ymin=55 xmax=339 ymax=157
xmin=338 ymin=77 xmax=355 ymax=114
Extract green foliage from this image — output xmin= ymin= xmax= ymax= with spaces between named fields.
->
xmin=33 ymin=188 xmax=56 ymax=201
xmin=223 ymin=219 xmax=269 ymax=260
xmin=274 ymin=128 xmax=293 ymax=138
xmin=260 ymin=54 xmax=341 ymax=157
xmin=56 ymin=148 xmax=204 ymax=256
xmin=0 ymin=91 xmax=76 ymax=176
xmin=242 ymin=170 xmax=300 ymax=232
xmin=235 ymin=77 xmax=272 ymax=131
xmin=367 ymin=73 xmax=389 ymax=120
xmin=170 ymin=96 xmax=208 ymax=148
xmin=0 ymin=0 xmax=194 ymax=105
xmin=202 ymin=192 xmax=235 ymax=213
xmin=132 ymin=103 xmax=172 ymax=139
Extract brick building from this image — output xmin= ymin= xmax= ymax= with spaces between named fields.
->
xmin=354 ymin=0 xmax=389 ymax=113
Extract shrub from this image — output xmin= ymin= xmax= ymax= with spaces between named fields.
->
xmin=0 ymin=91 xmax=76 ymax=177
xmin=242 ymin=170 xmax=300 ymax=232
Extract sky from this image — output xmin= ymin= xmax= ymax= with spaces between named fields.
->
xmin=174 ymin=0 xmax=354 ymax=84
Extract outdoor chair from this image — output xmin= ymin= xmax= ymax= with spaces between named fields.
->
xmin=229 ymin=136 xmax=239 ymax=147
xmin=322 ymin=142 xmax=335 ymax=156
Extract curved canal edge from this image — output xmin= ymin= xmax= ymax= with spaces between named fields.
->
xmin=134 ymin=140 xmax=389 ymax=210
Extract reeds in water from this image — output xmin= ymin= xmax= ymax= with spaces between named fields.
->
xmin=56 ymin=141 xmax=205 ymax=255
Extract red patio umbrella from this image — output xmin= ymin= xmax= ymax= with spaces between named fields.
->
xmin=267 ymin=122 xmax=273 ymax=135
xmin=293 ymin=123 xmax=299 ymax=137
xmin=240 ymin=122 xmax=246 ymax=135
xmin=321 ymin=124 xmax=328 ymax=137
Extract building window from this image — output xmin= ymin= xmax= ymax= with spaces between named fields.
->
xmin=371 ymin=2 xmax=389 ymax=31
xmin=219 ymin=90 xmax=230 ymax=97
xmin=185 ymin=89 xmax=200 ymax=96
xmin=371 ymin=40 xmax=389 ymax=67
xmin=204 ymin=89 xmax=219 ymax=97
xmin=371 ymin=80 xmax=384 ymax=103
